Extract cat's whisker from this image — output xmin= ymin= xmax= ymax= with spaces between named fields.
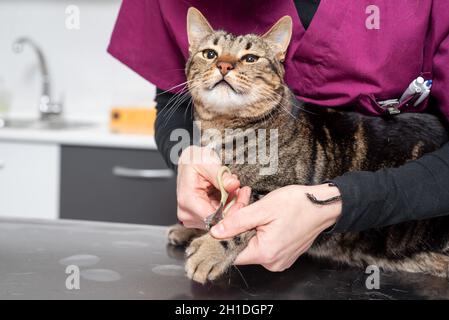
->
xmin=159 ymin=91 xmax=190 ymax=123
xmin=159 ymin=78 xmax=204 ymax=114
xmin=184 ymin=98 xmax=193 ymax=121
xmin=270 ymin=86 xmax=317 ymax=116
xmin=263 ymin=93 xmax=297 ymax=120
xmin=233 ymin=265 xmax=249 ymax=289
xmin=244 ymin=89 xmax=276 ymax=126
xmin=161 ymin=81 xmax=206 ymax=127
xmin=157 ymin=80 xmax=203 ymax=119
xmin=162 ymin=93 xmax=192 ymax=127
xmin=252 ymin=87 xmax=297 ymax=121
xmin=158 ymin=85 xmax=189 ymax=115
xmin=156 ymin=79 xmax=196 ymax=96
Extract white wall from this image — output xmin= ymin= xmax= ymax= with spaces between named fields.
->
xmin=0 ymin=0 xmax=155 ymax=122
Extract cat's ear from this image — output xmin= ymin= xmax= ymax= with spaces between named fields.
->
xmin=262 ymin=16 xmax=292 ymax=61
xmin=187 ymin=7 xmax=214 ymax=48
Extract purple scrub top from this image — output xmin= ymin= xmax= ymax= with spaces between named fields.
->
xmin=108 ymin=0 xmax=449 ymax=121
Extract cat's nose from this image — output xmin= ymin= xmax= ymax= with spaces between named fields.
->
xmin=216 ymin=61 xmax=234 ymax=76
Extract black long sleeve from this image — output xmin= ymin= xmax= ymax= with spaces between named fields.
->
xmin=154 ymin=88 xmax=193 ymax=171
xmin=330 ymin=141 xmax=449 ymax=233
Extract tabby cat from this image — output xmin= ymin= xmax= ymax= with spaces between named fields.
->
xmin=168 ymin=7 xmax=449 ymax=284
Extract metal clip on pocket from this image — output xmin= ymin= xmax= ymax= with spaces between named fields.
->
xmin=378 ymin=99 xmax=401 ymax=115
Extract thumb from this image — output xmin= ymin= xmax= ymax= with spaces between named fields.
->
xmin=210 ymin=202 xmax=267 ymax=239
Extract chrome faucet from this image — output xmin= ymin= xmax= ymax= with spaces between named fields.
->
xmin=12 ymin=37 xmax=63 ymax=120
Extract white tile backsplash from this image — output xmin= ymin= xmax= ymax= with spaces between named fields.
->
xmin=0 ymin=0 xmax=156 ymax=122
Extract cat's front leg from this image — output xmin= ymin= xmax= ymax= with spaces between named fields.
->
xmin=185 ymin=230 xmax=256 ymax=284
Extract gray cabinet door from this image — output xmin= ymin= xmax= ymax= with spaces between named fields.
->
xmin=60 ymin=146 xmax=177 ymax=226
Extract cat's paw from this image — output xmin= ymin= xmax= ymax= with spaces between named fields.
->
xmin=167 ymin=224 xmax=205 ymax=246
xmin=185 ymin=233 xmax=235 ymax=284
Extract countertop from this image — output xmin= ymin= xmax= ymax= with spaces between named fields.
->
xmin=1 ymin=218 xmax=448 ymax=300
xmin=0 ymin=122 xmax=157 ymax=150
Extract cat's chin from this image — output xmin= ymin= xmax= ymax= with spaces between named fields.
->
xmin=198 ymin=88 xmax=251 ymax=114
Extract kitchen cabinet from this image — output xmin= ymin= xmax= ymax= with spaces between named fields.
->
xmin=0 ymin=141 xmax=59 ymax=219
xmin=60 ymin=146 xmax=177 ymax=225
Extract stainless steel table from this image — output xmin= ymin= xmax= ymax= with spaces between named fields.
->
xmin=0 ymin=218 xmax=448 ymax=299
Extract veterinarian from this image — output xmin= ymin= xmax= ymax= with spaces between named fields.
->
xmin=109 ymin=0 xmax=449 ymax=272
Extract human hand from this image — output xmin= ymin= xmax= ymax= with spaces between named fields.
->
xmin=176 ymin=145 xmax=240 ymax=229
xmin=210 ymin=184 xmax=342 ymax=271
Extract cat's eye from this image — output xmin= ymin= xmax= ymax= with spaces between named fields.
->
xmin=202 ymin=49 xmax=218 ymax=60
xmin=241 ymin=54 xmax=259 ymax=63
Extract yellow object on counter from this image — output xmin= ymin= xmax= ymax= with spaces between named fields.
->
xmin=110 ymin=107 xmax=157 ymax=135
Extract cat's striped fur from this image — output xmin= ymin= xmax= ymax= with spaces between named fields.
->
xmin=168 ymin=8 xmax=449 ymax=284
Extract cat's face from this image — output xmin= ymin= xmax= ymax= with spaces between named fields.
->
xmin=186 ymin=8 xmax=292 ymax=120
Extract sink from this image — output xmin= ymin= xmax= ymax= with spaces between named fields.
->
xmin=0 ymin=118 xmax=97 ymax=130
